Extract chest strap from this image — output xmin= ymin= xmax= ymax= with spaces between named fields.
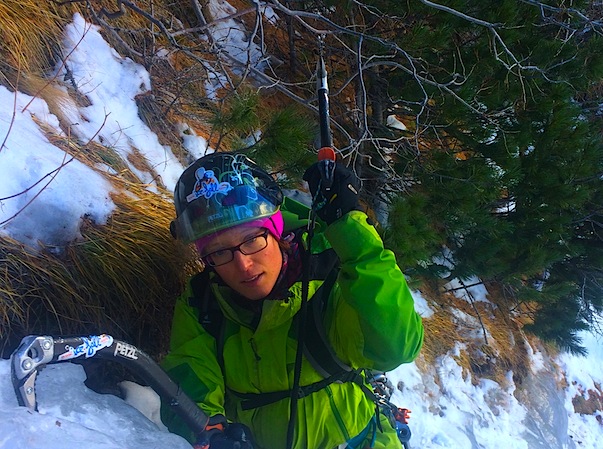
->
xmin=230 ymin=369 xmax=374 ymax=411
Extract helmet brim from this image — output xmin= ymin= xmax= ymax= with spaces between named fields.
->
xmin=173 ymin=187 xmax=280 ymax=243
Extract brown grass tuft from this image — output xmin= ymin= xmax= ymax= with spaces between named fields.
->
xmin=420 ymin=308 xmax=462 ymax=367
xmin=0 ymin=183 xmax=200 ymax=358
xmin=572 ymin=382 xmax=603 ymax=415
xmin=414 ymin=279 xmax=534 ymax=388
xmin=0 ymin=0 xmax=65 ymax=78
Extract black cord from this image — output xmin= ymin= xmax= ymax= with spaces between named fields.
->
xmin=285 ymin=210 xmax=316 ymax=449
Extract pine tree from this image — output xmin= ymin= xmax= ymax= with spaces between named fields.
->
xmin=291 ymin=1 xmax=603 ymax=350
xmin=207 ymin=90 xmax=316 ymax=183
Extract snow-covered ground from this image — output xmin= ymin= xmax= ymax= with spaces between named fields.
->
xmin=1 ymin=8 xmax=602 ymax=449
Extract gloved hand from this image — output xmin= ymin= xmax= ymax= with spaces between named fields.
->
xmin=303 ymin=162 xmax=361 ymax=224
xmin=195 ymin=422 xmax=255 ymax=449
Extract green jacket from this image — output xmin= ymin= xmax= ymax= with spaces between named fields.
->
xmin=161 ymin=204 xmax=424 ymax=449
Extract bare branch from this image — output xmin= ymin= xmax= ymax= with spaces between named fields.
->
xmin=0 ymin=153 xmax=74 ymax=227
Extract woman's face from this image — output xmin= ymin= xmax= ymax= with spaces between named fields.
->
xmin=203 ymin=226 xmax=283 ymax=300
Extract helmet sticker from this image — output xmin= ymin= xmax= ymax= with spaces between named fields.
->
xmin=222 ymin=153 xmax=256 ymax=186
xmin=175 ymin=152 xmax=281 ymax=242
xmin=186 ymin=167 xmax=233 ymax=202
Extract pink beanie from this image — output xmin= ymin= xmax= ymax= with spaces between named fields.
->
xmin=195 ymin=210 xmax=284 ymax=255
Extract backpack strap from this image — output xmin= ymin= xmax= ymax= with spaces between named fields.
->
xmin=230 ymin=369 xmax=367 ymax=411
xmin=232 ymin=263 xmax=377 ymax=411
xmin=301 ymin=266 xmax=351 ymax=378
xmin=292 ymin=229 xmax=350 ymax=378
xmin=189 ymin=271 xmax=226 ymax=371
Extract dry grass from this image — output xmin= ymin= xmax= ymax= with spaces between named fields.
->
xmin=572 ymin=382 xmax=603 ymax=416
xmin=419 ymin=308 xmax=462 ymax=368
xmin=2 ymin=102 xmax=202 ymax=358
xmin=66 ymin=184 xmax=200 ymax=352
xmin=414 ymin=280 xmax=533 ymax=389
xmin=0 ymin=182 xmax=200 ymax=358
xmin=0 ymin=236 xmax=86 ymax=356
xmin=0 ymin=0 xmax=218 ymax=360
xmin=0 ymin=0 xmax=65 ymax=78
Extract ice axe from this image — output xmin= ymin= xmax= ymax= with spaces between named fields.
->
xmin=11 ymin=335 xmax=209 ymax=443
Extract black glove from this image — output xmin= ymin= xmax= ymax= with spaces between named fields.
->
xmin=195 ymin=423 xmax=255 ymax=449
xmin=303 ymin=162 xmax=361 ymax=224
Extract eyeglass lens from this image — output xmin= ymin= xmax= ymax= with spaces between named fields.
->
xmin=205 ymin=231 xmax=269 ymax=266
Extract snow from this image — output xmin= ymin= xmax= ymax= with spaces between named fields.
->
xmin=200 ymin=0 xmax=272 ymax=99
xmin=445 ymin=275 xmax=490 ymax=303
xmin=0 ymin=85 xmax=115 ymax=250
xmin=391 ymin=344 xmax=530 ymax=449
xmin=58 ymin=13 xmax=185 ymax=192
xmin=0 ymin=362 xmax=190 ymax=449
xmin=1 ymin=9 xmax=603 ymax=449
xmin=386 ymin=114 xmax=408 ymax=131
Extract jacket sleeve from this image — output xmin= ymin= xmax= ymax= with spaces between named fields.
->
xmin=323 ymin=210 xmax=424 ymax=371
xmin=160 ymin=282 xmax=226 ymax=442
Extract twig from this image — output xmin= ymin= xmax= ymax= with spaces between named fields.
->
xmin=0 ymin=62 xmax=21 ymax=154
xmin=0 ymin=153 xmax=74 ymax=227
xmin=457 ymin=278 xmax=490 ymax=346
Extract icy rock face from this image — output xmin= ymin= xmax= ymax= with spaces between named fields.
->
xmin=517 ymin=355 xmax=576 ymax=449
xmin=118 ymin=380 xmax=167 ymax=430
xmin=0 ymin=361 xmax=191 ymax=449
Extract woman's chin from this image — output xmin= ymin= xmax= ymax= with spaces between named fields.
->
xmin=236 ymin=277 xmax=273 ymax=300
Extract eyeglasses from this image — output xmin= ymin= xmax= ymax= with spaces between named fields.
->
xmin=202 ymin=230 xmax=270 ymax=267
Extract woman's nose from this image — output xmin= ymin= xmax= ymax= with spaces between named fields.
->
xmin=232 ymin=249 xmax=253 ymax=270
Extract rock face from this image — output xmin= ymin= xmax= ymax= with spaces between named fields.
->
xmin=517 ymin=352 xmax=575 ymax=449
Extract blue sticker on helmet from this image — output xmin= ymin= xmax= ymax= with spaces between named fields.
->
xmin=186 ymin=167 xmax=233 ymax=202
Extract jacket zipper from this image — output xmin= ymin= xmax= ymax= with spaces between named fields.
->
xmin=248 ymin=337 xmax=262 ymax=388
xmin=248 ymin=337 xmax=262 ymax=362
xmin=325 ymin=385 xmax=350 ymax=441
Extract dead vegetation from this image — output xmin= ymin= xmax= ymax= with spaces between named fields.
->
xmin=0 ymin=0 xmax=65 ymax=78
xmin=572 ymin=383 xmax=603 ymax=419
xmin=0 ymin=0 xmax=208 ymax=358
xmin=415 ymin=281 xmax=534 ymax=391
xmin=0 ymin=180 xmax=199 ymax=358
